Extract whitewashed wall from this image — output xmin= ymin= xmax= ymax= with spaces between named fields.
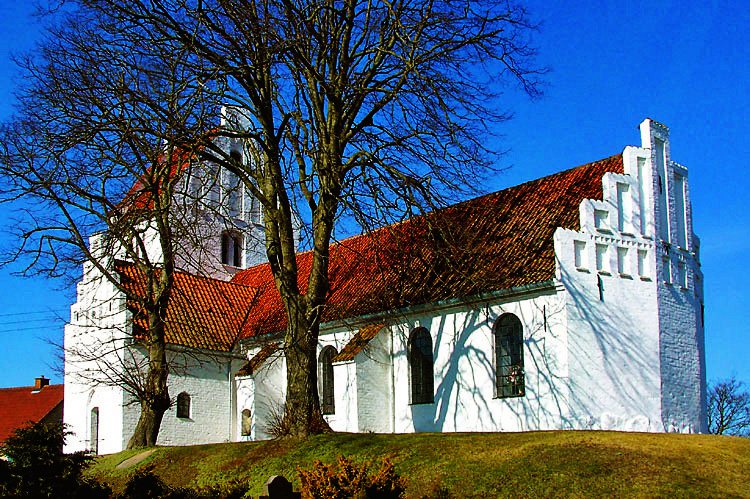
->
xmin=641 ymin=120 xmax=707 ymax=433
xmin=63 ymin=246 xmax=131 ymax=454
xmin=149 ymin=350 xmax=243 ymax=447
xmin=355 ymin=330 xmax=393 ymax=433
xmin=245 ymin=350 xmax=286 ymax=440
xmin=385 ymin=290 xmax=570 ymax=433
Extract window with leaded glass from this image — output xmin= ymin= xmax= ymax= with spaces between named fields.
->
xmin=494 ymin=314 xmax=525 ymax=398
xmin=319 ymin=346 xmax=337 ymax=415
xmin=409 ymin=327 xmax=434 ymax=404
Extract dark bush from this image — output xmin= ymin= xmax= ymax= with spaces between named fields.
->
xmin=118 ymin=466 xmax=251 ymax=499
xmin=0 ymin=421 xmax=110 ymax=498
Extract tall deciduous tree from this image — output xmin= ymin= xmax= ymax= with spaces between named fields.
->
xmin=0 ymin=8 xmax=227 ymax=447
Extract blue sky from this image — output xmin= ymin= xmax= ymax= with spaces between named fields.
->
xmin=0 ymin=0 xmax=747 ymax=389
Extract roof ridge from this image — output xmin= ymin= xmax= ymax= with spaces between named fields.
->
xmin=0 ymin=384 xmax=63 ymax=391
xmin=115 ymin=259 xmax=258 ymax=290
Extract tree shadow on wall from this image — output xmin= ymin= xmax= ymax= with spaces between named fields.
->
xmin=407 ymin=295 xmax=572 ymax=433
xmin=560 ymin=265 xmax=660 ymax=430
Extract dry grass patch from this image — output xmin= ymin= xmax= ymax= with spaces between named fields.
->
xmin=89 ymin=431 xmax=750 ymax=498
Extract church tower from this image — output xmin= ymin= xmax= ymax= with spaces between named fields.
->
xmin=174 ymin=107 xmax=271 ymax=280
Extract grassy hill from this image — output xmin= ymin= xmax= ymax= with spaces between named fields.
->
xmin=89 ymin=431 xmax=750 ymax=498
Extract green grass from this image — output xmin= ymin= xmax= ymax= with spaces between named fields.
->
xmin=89 ymin=431 xmax=750 ymax=498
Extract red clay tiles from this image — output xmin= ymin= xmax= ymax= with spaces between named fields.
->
xmin=333 ymin=324 xmax=385 ymax=362
xmin=116 ymin=261 xmax=258 ymax=352
xmin=231 ymin=155 xmax=623 ymax=339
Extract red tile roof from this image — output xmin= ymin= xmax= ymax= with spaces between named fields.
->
xmin=120 ymin=148 xmax=195 ymax=212
xmin=232 ymin=155 xmax=624 ymax=338
xmin=116 ymin=261 xmax=259 ymax=352
xmin=0 ymin=384 xmax=64 ymax=443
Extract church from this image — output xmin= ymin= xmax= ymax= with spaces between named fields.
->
xmin=63 ymin=118 xmax=707 ymax=454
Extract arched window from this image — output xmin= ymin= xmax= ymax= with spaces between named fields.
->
xmin=90 ymin=407 xmax=99 ymax=455
xmin=176 ymin=392 xmax=191 ymax=419
xmin=409 ymin=327 xmax=434 ymax=404
xmin=494 ymin=314 xmax=525 ymax=398
xmin=241 ymin=409 xmax=252 ymax=436
xmin=221 ymin=231 xmax=243 ymax=267
xmin=319 ymin=346 xmax=337 ymax=415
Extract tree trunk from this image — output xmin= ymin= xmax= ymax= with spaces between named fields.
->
xmin=283 ymin=304 xmax=330 ymax=437
xmin=126 ymin=325 xmax=171 ymax=448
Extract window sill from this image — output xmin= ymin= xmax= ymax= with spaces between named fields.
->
xmin=597 ymin=270 xmax=611 ymax=276
xmin=619 ymin=273 xmax=633 ymax=279
xmin=494 ymin=393 xmax=526 ymax=400
xmin=620 ymin=232 xmax=635 ymax=238
xmin=639 ymin=276 xmax=652 ymax=282
xmin=596 ymin=227 xmax=612 ymax=234
xmin=576 ymin=267 xmax=590 ymax=273
xmin=409 ymin=400 xmax=435 ymax=406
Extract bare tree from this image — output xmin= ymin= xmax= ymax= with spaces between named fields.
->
xmin=76 ymin=0 xmax=542 ymax=437
xmin=707 ymin=377 xmax=750 ymax=436
xmin=0 ymin=8 xmax=231 ymax=447
xmin=4 ymin=0 xmax=541 ymax=439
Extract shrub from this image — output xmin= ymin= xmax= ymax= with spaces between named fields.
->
xmin=264 ymin=403 xmax=291 ymax=439
xmin=119 ymin=466 xmax=251 ymax=499
xmin=0 ymin=421 xmax=110 ymax=498
xmin=297 ymin=455 xmax=406 ymax=499
xmin=193 ymin=478 xmax=252 ymax=498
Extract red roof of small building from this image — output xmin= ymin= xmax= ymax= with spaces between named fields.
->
xmin=231 ymin=154 xmax=624 ymax=338
xmin=116 ymin=261 xmax=259 ymax=351
xmin=0 ymin=384 xmax=64 ymax=443
xmin=333 ymin=324 xmax=385 ymax=362
xmin=236 ymin=342 xmax=281 ymax=376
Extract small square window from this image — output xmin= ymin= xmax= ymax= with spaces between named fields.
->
xmin=637 ymin=249 xmax=649 ymax=279
xmin=617 ymin=247 xmax=630 ymax=276
xmin=574 ymin=241 xmax=587 ymax=269
xmin=595 ymin=244 xmax=608 ymax=273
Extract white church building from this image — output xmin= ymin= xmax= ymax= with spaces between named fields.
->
xmin=63 ymin=118 xmax=706 ymax=454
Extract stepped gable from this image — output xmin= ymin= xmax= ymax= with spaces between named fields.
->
xmin=116 ymin=261 xmax=258 ymax=352
xmin=232 ymin=154 xmax=623 ymax=338
xmin=0 ymin=384 xmax=64 ymax=443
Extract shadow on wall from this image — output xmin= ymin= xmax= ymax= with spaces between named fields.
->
xmin=560 ymin=264 xmax=660 ymax=431
xmin=407 ymin=295 xmax=572 ymax=433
